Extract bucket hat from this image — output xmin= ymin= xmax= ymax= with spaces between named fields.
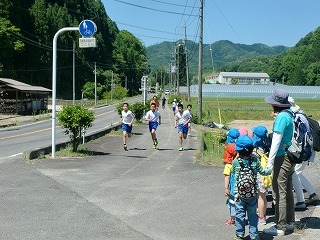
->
xmin=264 ymin=88 xmax=291 ymax=107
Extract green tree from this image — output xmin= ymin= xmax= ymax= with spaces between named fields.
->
xmin=113 ymin=30 xmax=150 ymax=95
xmin=82 ymin=81 xmax=104 ymax=100
xmin=0 ymin=0 xmax=24 ymax=69
xmin=57 ymin=105 xmax=95 ymax=152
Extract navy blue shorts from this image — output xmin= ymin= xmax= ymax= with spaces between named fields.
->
xmin=122 ymin=123 xmax=132 ymax=133
xmin=149 ymin=122 xmax=159 ymax=132
xmin=178 ymin=124 xmax=188 ymax=135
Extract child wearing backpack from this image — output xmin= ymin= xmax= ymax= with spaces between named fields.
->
xmin=232 ymin=135 xmax=272 ymax=240
xmin=252 ymin=125 xmax=272 ymax=225
xmin=223 ymin=143 xmax=238 ymax=225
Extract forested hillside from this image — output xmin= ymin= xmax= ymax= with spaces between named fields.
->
xmin=0 ymin=0 xmax=149 ymax=98
xmin=220 ymin=27 xmax=320 ymax=85
xmin=147 ymin=40 xmax=288 ymax=78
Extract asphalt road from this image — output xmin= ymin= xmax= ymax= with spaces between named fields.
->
xmin=0 ymin=97 xmax=141 ymax=158
xmin=1 ymin=105 xmax=318 ymax=239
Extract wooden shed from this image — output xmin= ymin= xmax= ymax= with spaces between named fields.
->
xmin=0 ymin=78 xmax=51 ymax=114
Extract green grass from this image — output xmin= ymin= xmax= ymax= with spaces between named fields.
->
xmin=189 ymin=97 xmax=320 ymax=125
xmin=189 ymin=97 xmax=320 ymax=166
xmin=54 ymin=145 xmax=94 ymax=158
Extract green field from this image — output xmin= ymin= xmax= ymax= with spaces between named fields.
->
xmin=183 ymin=96 xmax=320 ymax=166
xmin=189 ymin=97 xmax=320 ymax=125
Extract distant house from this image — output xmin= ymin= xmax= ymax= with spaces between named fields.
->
xmin=0 ymin=78 xmax=51 ymax=114
xmin=206 ymin=72 xmax=270 ymax=85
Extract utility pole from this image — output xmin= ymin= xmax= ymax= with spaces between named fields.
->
xmin=198 ymin=0 xmax=203 ymax=122
xmin=210 ymin=43 xmax=214 ymax=72
xmin=160 ymin=68 xmax=163 ymax=91
xmin=94 ymin=62 xmax=97 ymax=106
xmin=111 ymin=70 xmax=114 ymax=102
xmin=185 ymin=22 xmax=190 ymax=103
xmin=125 ymin=76 xmax=127 ymax=89
xmin=72 ymin=42 xmax=75 ymax=105
xmin=176 ymin=44 xmax=180 ymax=94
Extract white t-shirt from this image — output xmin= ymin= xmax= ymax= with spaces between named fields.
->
xmin=175 ymin=110 xmax=191 ymax=125
xmin=121 ymin=110 xmax=135 ymax=124
xmin=172 ymin=101 xmax=177 ymax=108
xmin=145 ymin=110 xmax=161 ymax=122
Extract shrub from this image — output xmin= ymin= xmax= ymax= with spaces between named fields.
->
xmin=57 ymin=105 xmax=95 ymax=152
xmin=131 ymin=102 xmax=146 ymax=121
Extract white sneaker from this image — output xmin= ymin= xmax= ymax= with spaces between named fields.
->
xmin=263 ymin=225 xmax=285 ymax=236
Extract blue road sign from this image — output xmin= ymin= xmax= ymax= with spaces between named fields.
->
xmin=79 ymin=20 xmax=97 ymax=37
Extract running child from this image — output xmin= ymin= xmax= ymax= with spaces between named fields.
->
xmin=185 ymin=104 xmax=193 ymax=136
xmin=145 ymin=102 xmax=161 ymax=149
xmin=172 ymin=99 xmax=177 ymax=116
xmin=161 ymin=96 xmax=167 ymax=110
xmin=232 ymin=135 xmax=272 ymax=240
xmin=174 ymin=103 xmax=191 ymax=151
xmin=120 ymin=103 xmax=135 ymax=151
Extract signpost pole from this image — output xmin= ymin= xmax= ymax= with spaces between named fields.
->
xmin=52 ymin=20 xmax=96 ymax=158
xmin=52 ymin=27 xmax=78 ymax=158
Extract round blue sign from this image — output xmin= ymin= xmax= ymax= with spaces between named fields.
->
xmin=79 ymin=20 xmax=97 ymax=37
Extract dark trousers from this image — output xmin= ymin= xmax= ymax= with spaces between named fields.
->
xmin=272 ymin=154 xmax=295 ymax=230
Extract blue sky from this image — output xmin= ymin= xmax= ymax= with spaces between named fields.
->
xmin=103 ymin=0 xmax=320 ymax=47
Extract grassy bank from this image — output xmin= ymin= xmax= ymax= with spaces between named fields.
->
xmin=186 ymin=96 xmax=320 ymax=166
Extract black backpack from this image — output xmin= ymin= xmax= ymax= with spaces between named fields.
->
xmin=237 ymin=159 xmax=257 ymax=199
xmin=308 ymin=117 xmax=320 ymax=151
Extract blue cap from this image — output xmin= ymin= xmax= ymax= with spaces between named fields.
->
xmin=252 ymin=125 xmax=268 ymax=148
xmin=235 ymin=135 xmax=253 ymax=151
xmin=226 ymin=128 xmax=240 ymax=144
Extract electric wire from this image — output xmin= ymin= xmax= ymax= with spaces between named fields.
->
xmin=145 ymin=0 xmax=197 ymax=8
xmin=209 ymin=0 xmax=244 ymax=44
xmin=113 ymin=0 xmax=198 ymax=17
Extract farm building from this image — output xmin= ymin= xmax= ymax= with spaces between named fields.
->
xmin=0 ymin=78 xmax=51 ymax=114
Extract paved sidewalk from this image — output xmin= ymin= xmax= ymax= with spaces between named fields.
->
xmin=0 ymin=105 xmax=319 ymax=239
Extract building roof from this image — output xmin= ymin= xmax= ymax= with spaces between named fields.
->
xmin=220 ymin=72 xmax=270 ymax=78
xmin=0 ymin=78 xmax=51 ymax=92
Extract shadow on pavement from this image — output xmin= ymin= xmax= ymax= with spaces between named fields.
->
xmin=91 ymin=151 xmax=111 ymax=156
xmin=130 ymin=147 xmax=147 ymax=150
xmin=157 ymin=148 xmax=174 ymax=151
xmin=132 ymin=132 xmax=144 ymax=135
xmin=300 ymin=216 xmax=320 ymax=229
xmin=126 ymin=155 xmax=148 ymax=159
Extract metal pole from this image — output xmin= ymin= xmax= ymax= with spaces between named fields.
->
xmin=52 ymin=27 xmax=78 ymax=158
xmin=94 ymin=62 xmax=97 ymax=106
xmin=111 ymin=71 xmax=113 ymax=102
xmin=198 ymin=0 xmax=203 ymax=122
xmin=177 ymin=44 xmax=180 ymax=94
xmin=73 ymin=42 xmax=75 ymax=105
xmin=185 ymin=22 xmax=190 ymax=102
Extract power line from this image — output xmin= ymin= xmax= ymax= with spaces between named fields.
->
xmin=209 ymin=0 xmax=244 ymax=44
xmin=115 ymin=21 xmax=197 ymax=38
xmin=146 ymin=0 xmax=197 ymax=8
xmin=113 ymin=0 xmax=198 ymax=17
